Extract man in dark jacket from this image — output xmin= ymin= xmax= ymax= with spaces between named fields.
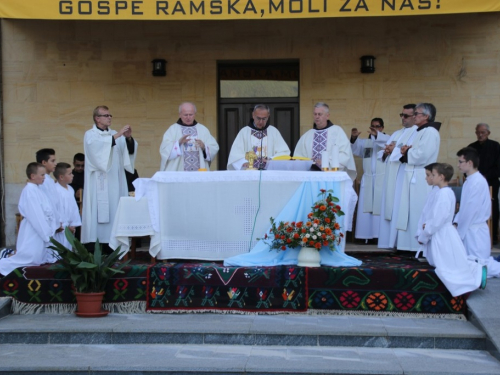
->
xmin=468 ymin=123 xmax=500 ymax=244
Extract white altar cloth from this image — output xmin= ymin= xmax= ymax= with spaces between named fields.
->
xmin=125 ymin=171 xmax=356 ymax=261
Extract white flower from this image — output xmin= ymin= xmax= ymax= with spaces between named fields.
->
xmin=312 ymin=235 xmax=317 ymax=240
xmin=310 ymin=228 xmax=314 ymax=233
xmin=306 ymin=234 xmax=310 ymax=238
xmin=313 ymin=223 xmax=318 ymax=228
xmin=317 ymin=232 xmax=321 ymax=236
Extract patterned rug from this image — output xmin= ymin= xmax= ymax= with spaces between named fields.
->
xmin=0 ymin=254 xmax=466 ymax=316
xmin=147 ymin=263 xmax=307 ymax=313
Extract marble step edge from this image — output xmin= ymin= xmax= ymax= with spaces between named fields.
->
xmin=0 ymin=344 xmax=500 ymax=375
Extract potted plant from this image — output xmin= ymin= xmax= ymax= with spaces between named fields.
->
xmin=264 ymin=189 xmax=345 ymax=267
xmin=49 ymin=227 xmax=130 ymax=317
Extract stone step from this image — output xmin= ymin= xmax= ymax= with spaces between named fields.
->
xmin=0 ymin=343 xmax=499 ymax=374
xmin=0 ymin=312 xmax=486 ymax=350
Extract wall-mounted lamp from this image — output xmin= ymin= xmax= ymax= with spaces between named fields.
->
xmin=360 ymin=55 xmax=375 ymax=74
xmin=152 ymin=59 xmax=167 ymax=76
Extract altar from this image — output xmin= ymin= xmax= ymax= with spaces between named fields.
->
xmin=110 ymin=170 xmax=357 ymax=262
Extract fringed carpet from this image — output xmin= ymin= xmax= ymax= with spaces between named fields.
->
xmin=0 ymin=254 xmax=466 ymax=316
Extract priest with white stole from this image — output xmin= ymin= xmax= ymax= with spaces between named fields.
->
xmin=227 ymin=104 xmax=290 ymax=170
xmin=293 ymin=102 xmax=356 ymax=180
xmin=396 ymin=103 xmax=441 ymax=252
xmin=160 ymin=102 xmax=219 ymax=171
xmin=378 ymin=104 xmax=418 ymax=250
xmin=81 ymin=105 xmax=138 ymax=250
xmin=350 ymin=118 xmax=390 ymax=242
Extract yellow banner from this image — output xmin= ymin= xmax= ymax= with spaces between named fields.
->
xmin=0 ymin=0 xmax=499 ymax=21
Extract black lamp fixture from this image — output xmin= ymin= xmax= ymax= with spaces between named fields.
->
xmin=360 ymin=55 xmax=375 ymax=74
xmin=152 ymin=59 xmax=167 ymax=76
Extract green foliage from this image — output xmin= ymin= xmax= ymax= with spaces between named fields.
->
xmin=49 ymin=227 xmax=130 ymax=293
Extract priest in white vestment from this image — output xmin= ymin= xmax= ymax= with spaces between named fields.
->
xmin=160 ymin=102 xmax=219 ymax=171
xmin=454 ymin=147 xmax=500 ymax=278
xmin=350 ymin=118 xmax=390 ymax=240
xmin=293 ymin=102 xmax=356 ymax=180
xmin=396 ymin=103 xmax=441 ymax=252
xmin=227 ymin=104 xmax=290 ymax=170
xmin=378 ymin=105 xmax=418 ymax=249
xmin=0 ymin=163 xmax=57 ymax=276
xmin=81 ymin=105 xmax=138 ymax=247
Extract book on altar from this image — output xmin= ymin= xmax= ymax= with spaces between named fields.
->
xmin=266 ymin=156 xmax=313 ymax=171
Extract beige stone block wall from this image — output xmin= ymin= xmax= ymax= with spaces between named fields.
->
xmin=3 ymin=13 xmax=500 ymax=244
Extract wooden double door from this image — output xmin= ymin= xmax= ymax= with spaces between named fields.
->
xmin=218 ymin=100 xmax=300 ymax=170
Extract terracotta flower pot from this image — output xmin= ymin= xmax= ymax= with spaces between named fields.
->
xmin=74 ymin=292 xmax=109 ymax=317
xmin=297 ymin=246 xmax=321 ymax=267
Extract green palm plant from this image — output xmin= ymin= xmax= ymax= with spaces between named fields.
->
xmin=49 ymin=227 xmax=130 ymax=293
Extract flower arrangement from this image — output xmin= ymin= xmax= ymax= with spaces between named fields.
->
xmin=263 ymin=189 xmax=345 ymax=251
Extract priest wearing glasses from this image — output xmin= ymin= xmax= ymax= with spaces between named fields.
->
xmin=81 ymin=105 xmax=138 ymax=251
xmin=227 ymin=104 xmax=290 ymax=170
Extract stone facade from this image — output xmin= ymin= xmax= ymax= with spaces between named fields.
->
xmin=2 ymin=13 xmax=500 ymax=244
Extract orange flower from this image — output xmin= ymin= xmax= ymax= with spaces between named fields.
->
xmin=294 ymin=233 xmax=300 ymax=239
xmin=319 ymin=226 xmax=324 ymax=231
xmin=320 ymin=205 xmax=326 ymax=211
xmin=306 ymin=221 xmax=312 ymax=227
xmin=307 ymin=213 xmax=313 ymax=218
xmin=334 ymin=223 xmax=340 ymax=230
xmin=313 ymin=219 xmax=320 ymax=225
xmin=302 ymin=237 xmax=308 ymax=243
xmin=286 ymin=227 xmax=293 ymax=233
xmin=296 ymin=222 xmax=303 ymax=228
xmin=325 ymin=218 xmax=331 ymax=224
xmin=315 ymin=242 xmax=322 ymax=249
xmin=301 ymin=228 xmax=307 ymax=233
xmin=325 ymin=228 xmax=332 ymax=235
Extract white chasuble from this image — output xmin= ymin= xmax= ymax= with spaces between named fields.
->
xmin=82 ymin=125 xmax=137 ymax=244
xmin=159 ymin=123 xmax=219 ymax=171
xmin=227 ymin=126 xmax=290 ymax=170
xmin=293 ymin=125 xmax=356 ymax=180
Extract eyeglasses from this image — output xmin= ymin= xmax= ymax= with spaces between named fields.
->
xmin=399 ymin=113 xmax=414 ymax=119
xmin=255 ymin=117 xmax=268 ymax=122
xmin=97 ymin=114 xmax=113 ymax=118
xmin=413 ymin=112 xmax=425 ymax=117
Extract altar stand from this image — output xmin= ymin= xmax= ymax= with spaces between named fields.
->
xmin=111 ymin=170 xmax=359 ymax=265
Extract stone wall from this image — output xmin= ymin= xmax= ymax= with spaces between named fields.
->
xmin=2 ymin=13 xmax=500 ymax=245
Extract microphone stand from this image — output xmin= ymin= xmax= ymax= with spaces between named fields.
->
xmin=258 ymin=130 xmax=265 ymax=170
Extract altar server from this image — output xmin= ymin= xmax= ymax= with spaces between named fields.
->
xmin=378 ymin=104 xmax=418 ymax=249
xmin=36 ymin=148 xmax=61 ymax=234
xmin=293 ymin=102 xmax=356 ymax=179
xmin=416 ymin=163 xmax=485 ymax=296
xmin=350 ymin=118 xmax=390 ymax=240
xmin=396 ymin=103 xmax=441 ymax=252
xmin=81 ymin=105 xmax=137 ymax=248
xmin=0 ymin=163 xmax=57 ymax=276
xmin=454 ymin=147 xmax=500 ymax=278
xmin=160 ymin=102 xmax=219 ymax=171
xmin=227 ymin=104 xmax=290 ymax=170
xmin=54 ymin=163 xmax=82 ymax=250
